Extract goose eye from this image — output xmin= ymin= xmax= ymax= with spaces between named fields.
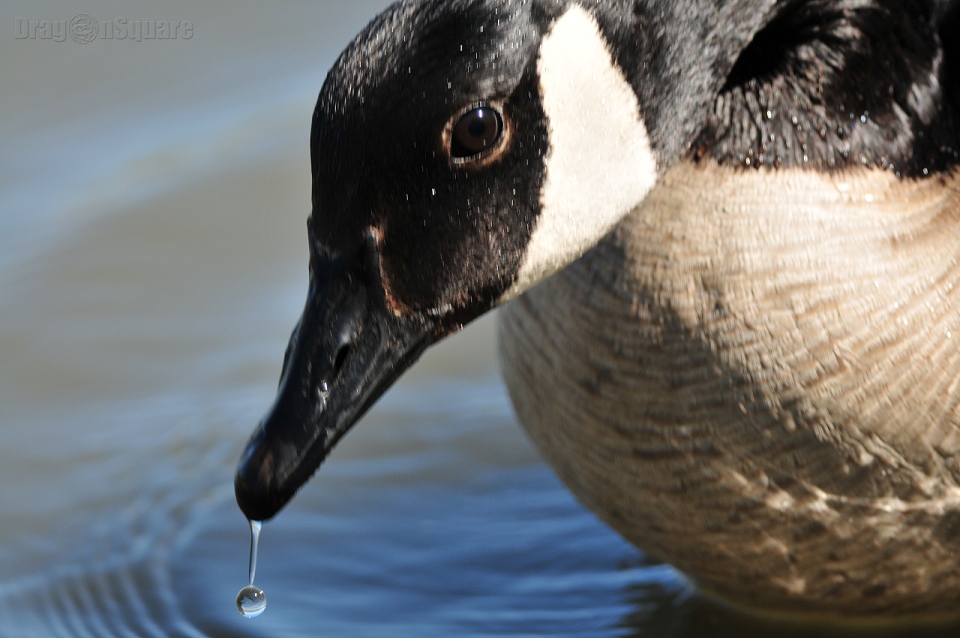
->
xmin=450 ymin=105 xmax=503 ymax=160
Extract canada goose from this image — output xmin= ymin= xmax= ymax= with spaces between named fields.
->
xmin=235 ymin=0 xmax=960 ymax=618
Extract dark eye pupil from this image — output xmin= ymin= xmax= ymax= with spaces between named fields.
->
xmin=451 ymin=106 xmax=503 ymax=160
xmin=468 ymin=119 xmax=487 ymax=137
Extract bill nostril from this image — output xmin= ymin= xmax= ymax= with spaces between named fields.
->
xmin=333 ymin=344 xmax=350 ymax=376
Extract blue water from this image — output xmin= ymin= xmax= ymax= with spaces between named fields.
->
xmin=2 ymin=2 xmax=959 ymax=636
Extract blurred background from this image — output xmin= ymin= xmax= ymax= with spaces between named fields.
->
xmin=2 ymin=2 xmax=956 ymax=637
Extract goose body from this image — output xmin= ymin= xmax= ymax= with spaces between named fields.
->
xmin=502 ymin=162 xmax=960 ymax=614
xmin=235 ymin=0 xmax=960 ymax=618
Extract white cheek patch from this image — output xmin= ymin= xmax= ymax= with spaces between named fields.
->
xmin=500 ymin=4 xmax=657 ymax=303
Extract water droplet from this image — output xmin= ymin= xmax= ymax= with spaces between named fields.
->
xmin=318 ymin=381 xmax=330 ymax=406
xmin=237 ymin=519 xmax=267 ymax=618
xmin=237 ymin=585 xmax=267 ymax=618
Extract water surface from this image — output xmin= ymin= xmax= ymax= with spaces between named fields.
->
xmin=2 ymin=2 xmax=959 ymax=636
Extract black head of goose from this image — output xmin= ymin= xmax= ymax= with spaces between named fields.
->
xmin=235 ymin=0 xmax=960 ymax=618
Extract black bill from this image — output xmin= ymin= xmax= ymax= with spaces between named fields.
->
xmin=234 ymin=235 xmax=434 ymax=521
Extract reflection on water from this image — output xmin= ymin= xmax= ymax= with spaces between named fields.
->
xmin=3 ymin=1 xmax=960 ymax=636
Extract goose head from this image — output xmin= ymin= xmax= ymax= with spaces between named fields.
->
xmin=234 ymin=0 xmax=681 ymax=520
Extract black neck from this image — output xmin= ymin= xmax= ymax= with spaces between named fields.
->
xmin=541 ymin=0 xmax=960 ymax=176
xmin=587 ymin=0 xmax=779 ymax=169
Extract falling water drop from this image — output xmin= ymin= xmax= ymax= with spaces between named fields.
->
xmin=237 ymin=585 xmax=267 ymax=618
xmin=236 ymin=519 xmax=267 ymax=618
